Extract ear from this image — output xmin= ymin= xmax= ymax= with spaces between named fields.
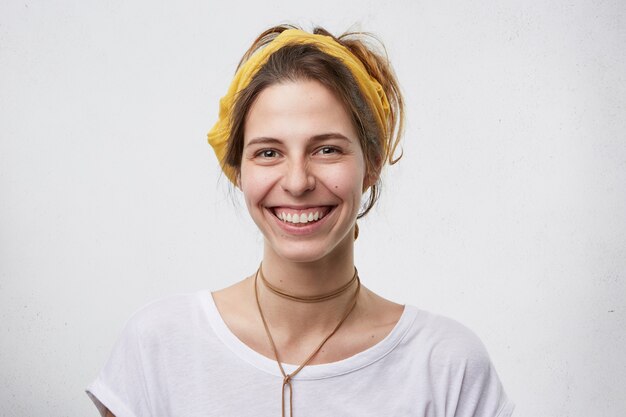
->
xmin=362 ymin=168 xmax=380 ymax=192
xmin=235 ymin=172 xmax=242 ymax=190
xmin=363 ymin=175 xmax=378 ymax=192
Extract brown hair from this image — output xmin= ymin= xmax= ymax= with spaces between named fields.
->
xmin=224 ymin=25 xmax=404 ymax=218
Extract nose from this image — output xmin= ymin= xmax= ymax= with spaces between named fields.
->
xmin=280 ymin=160 xmax=316 ymax=196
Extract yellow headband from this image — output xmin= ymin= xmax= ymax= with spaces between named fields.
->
xmin=207 ymin=28 xmax=391 ymax=183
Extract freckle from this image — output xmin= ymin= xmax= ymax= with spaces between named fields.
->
xmin=371 ymin=334 xmax=375 ymax=338
xmin=334 ymin=185 xmax=338 ymax=189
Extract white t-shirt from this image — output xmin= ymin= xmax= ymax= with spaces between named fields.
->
xmin=87 ymin=292 xmax=514 ymax=417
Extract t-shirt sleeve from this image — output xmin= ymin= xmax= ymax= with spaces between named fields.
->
xmin=450 ymin=343 xmax=515 ymax=417
xmin=428 ymin=316 xmax=515 ymax=417
xmin=86 ymin=313 xmax=153 ymax=417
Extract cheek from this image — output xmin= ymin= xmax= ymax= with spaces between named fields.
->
xmin=241 ymin=186 xmax=256 ymax=214
xmin=240 ymin=166 xmax=280 ymax=209
xmin=320 ymin=166 xmax=366 ymax=198
xmin=240 ymin=169 xmax=263 ymax=206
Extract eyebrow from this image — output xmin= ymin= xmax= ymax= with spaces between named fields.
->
xmin=246 ymin=133 xmax=351 ymax=147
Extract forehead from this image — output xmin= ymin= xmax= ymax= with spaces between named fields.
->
xmin=243 ymin=80 xmax=358 ymax=144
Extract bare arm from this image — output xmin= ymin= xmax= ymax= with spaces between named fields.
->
xmin=104 ymin=409 xmax=116 ymax=417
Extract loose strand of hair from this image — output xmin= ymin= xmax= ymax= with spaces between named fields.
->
xmin=237 ymin=25 xmax=296 ymax=70
xmin=333 ymin=31 xmax=406 ymax=166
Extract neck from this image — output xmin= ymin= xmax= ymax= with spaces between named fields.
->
xmin=256 ymin=244 xmax=359 ymax=339
xmin=259 ymin=266 xmax=357 ymax=303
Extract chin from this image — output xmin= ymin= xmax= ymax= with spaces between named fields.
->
xmin=266 ymin=242 xmax=329 ymax=264
xmin=264 ymin=229 xmax=355 ymax=265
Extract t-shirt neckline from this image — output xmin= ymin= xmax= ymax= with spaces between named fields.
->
xmin=198 ymin=290 xmax=419 ymax=380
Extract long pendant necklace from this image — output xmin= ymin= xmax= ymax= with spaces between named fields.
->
xmin=253 ymin=265 xmax=361 ymax=417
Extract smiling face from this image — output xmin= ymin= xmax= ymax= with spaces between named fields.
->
xmin=240 ymin=79 xmax=370 ymax=264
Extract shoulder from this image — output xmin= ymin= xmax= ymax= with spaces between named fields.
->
xmin=426 ymin=312 xmax=490 ymax=363
xmin=402 ymin=308 xmax=496 ymax=377
xmin=128 ymin=292 xmax=201 ymax=322
xmin=121 ymin=292 xmax=207 ymax=341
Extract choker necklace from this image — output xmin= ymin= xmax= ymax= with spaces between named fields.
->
xmin=258 ymin=265 xmax=358 ymax=303
xmin=254 ymin=266 xmax=361 ymax=417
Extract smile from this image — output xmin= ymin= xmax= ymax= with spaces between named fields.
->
xmin=272 ymin=206 xmax=333 ymax=225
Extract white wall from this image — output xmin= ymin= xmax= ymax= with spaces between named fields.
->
xmin=1 ymin=1 xmax=625 ymax=416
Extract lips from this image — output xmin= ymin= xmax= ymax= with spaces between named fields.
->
xmin=271 ymin=206 xmax=334 ymax=225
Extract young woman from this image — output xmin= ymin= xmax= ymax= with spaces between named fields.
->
xmin=87 ymin=25 xmax=514 ymax=417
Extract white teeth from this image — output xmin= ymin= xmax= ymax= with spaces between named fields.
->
xmin=275 ymin=209 xmax=327 ymax=224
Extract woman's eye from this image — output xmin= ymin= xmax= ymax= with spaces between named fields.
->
xmin=318 ymin=146 xmax=339 ymax=155
xmin=257 ymin=149 xmax=278 ymax=158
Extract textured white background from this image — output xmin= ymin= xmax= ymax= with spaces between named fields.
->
xmin=1 ymin=1 xmax=625 ymax=416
